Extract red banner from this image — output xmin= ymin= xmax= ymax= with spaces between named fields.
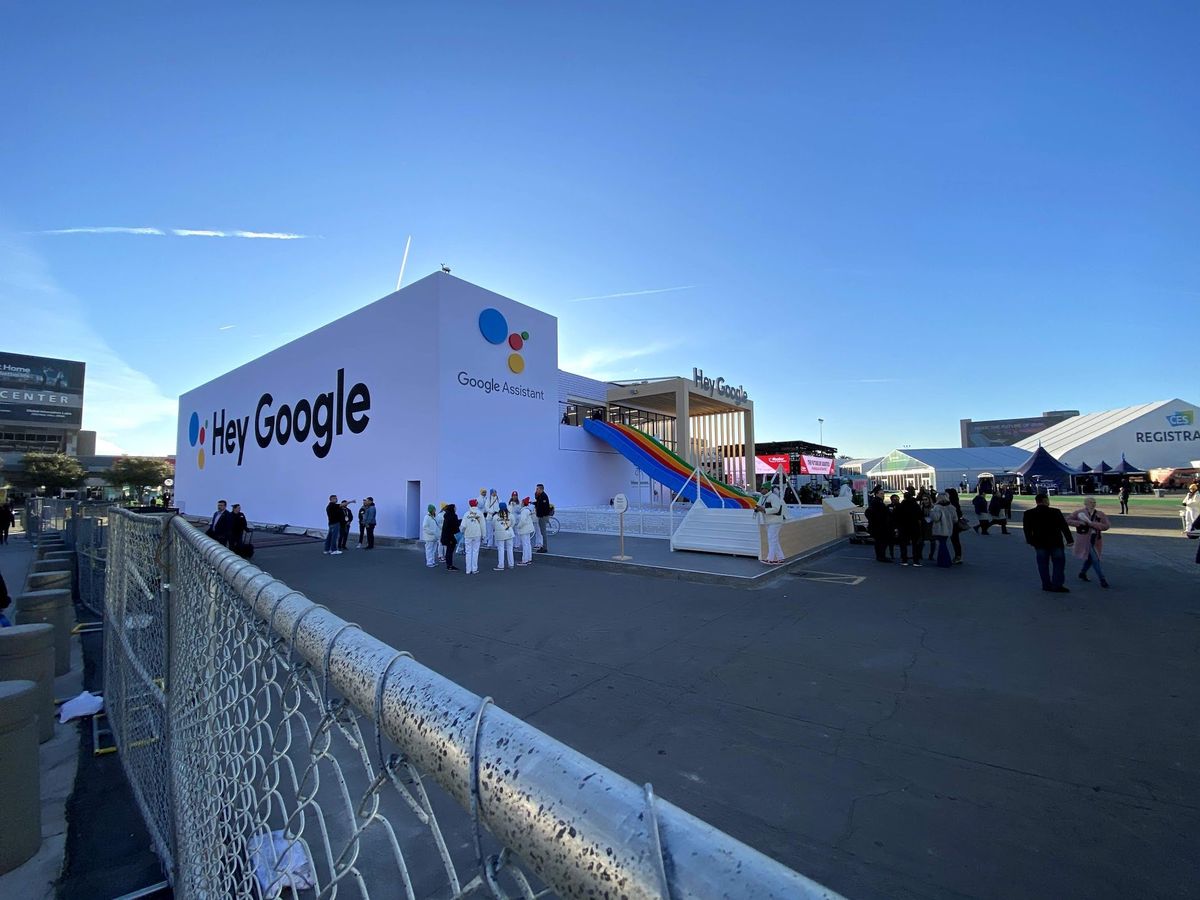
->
xmin=757 ymin=454 xmax=790 ymax=474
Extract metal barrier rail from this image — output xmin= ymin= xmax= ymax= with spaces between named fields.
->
xmin=103 ymin=507 xmax=842 ymax=899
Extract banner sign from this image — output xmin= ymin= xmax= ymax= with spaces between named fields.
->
xmin=798 ymin=454 xmax=835 ymax=475
xmin=757 ymin=453 xmax=790 ymax=474
xmin=0 ymin=352 xmax=86 ymax=427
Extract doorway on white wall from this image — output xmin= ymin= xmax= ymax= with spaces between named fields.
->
xmin=405 ymin=481 xmax=421 ymax=538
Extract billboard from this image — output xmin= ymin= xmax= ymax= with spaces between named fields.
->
xmin=960 ymin=411 xmax=1077 ymax=448
xmin=0 ymin=352 xmax=86 ymax=427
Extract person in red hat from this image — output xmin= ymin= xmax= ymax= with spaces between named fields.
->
xmin=516 ymin=497 xmax=536 ymax=565
xmin=462 ymin=499 xmax=485 ymax=574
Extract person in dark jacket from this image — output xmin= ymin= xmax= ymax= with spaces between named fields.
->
xmin=533 ymin=484 xmax=552 ymax=553
xmin=0 ymin=568 xmax=11 ymax=626
xmin=324 ymin=495 xmax=343 ymax=555
xmin=1022 ymin=493 xmax=1075 ymax=592
xmin=987 ymin=492 xmax=1010 ymax=534
xmin=206 ymin=500 xmax=232 ymax=546
xmin=886 ymin=494 xmax=902 ymax=559
xmin=338 ymin=500 xmax=354 ymax=551
xmin=1118 ymin=481 xmax=1131 ymax=515
xmin=946 ymin=487 xmax=965 ymax=565
xmin=440 ymin=503 xmax=462 ymax=571
xmin=864 ymin=488 xmax=890 ymax=562
xmin=972 ymin=490 xmax=992 ymax=535
xmin=0 ymin=502 xmax=14 ymax=544
xmin=896 ymin=488 xmax=924 ymax=567
xmin=362 ymin=497 xmax=377 ymax=549
xmin=229 ymin=504 xmax=249 ymax=549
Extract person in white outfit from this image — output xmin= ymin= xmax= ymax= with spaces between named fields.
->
xmin=435 ymin=504 xmax=446 ymax=561
xmin=484 ymin=489 xmax=500 ymax=547
xmin=462 ymin=500 xmax=485 ymax=574
xmin=516 ymin=497 xmax=536 ymax=565
xmin=1182 ymin=482 xmax=1200 ymax=533
xmin=493 ymin=502 xmax=516 ymax=570
xmin=421 ymin=504 xmax=439 ymax=567
xmin=758 ymin=485 xmax=788 ymax=564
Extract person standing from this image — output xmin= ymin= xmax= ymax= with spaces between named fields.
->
xmin=207 ymin=500 xmax=233 ymax=547
xmin=324 ymin=495 xmax=343 ymax=555
xmin=929 ymin=493 xmax=957 ymax=567
xmin=338 ymin=500 xmax=355 ymax=551
xmin=886 ymin=493 xmax=901 ymax=560
xmin=1066 ymin=497 xmax=1112 ymax=589
xmin=896 ymin=488 xmax=923 ymax=567
xmin=362 ymin=497 xmax=377 ymax=549
xmin=946 ymin=487 xmax=965 ymax=565
xmin=1002 ymin=485 xmax=1015 ymax=522
xmin=758 ymin=484 xmax=787 ymax=564
xmin=493 ymin=502 xmax=515 ymax=570
xmin=534 ymin=484 xmax=552 ymax=553
xmin=972 ymin=489 xmax=991 ymax=535
xmin=919 ymin=488 xmax=935 ymax=561
xmin=865 ymin=487 xmax=890 ymax=563
xmin=988 ymin=492 xmax=1010 ymax=535
xmin=440 ymin=503 xmax=462 ymax=571
xmin=421 ymin=504 xmax=439 ymax=567
xmin=1181 ymin=482 xmax=1200 ymax=533
xmin=462 ymin=500 xmax=485 ymax=574
xmin=229 ymin=503 xmax=249 ymax=550
xmin=516 ymin=498 xmax=536 ymax=565
xmin=1022 ymin=493 xmax=1075 ymax=592
xmin=1118 ymin=481 xmax=1131 ymax=515
xmin=356 ymin=502 xmax=367 ymax=548
xmin=484 ymin=489 xmax=500 ymax=548
xmin=435 ymin=504 xmax=447 ymax=562
xmin=0 ymin=502 xmax=13 ymax=544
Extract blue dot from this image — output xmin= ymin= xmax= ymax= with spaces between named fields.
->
xmin=188 ymin=411 xmax=200 ymax=447
xmin=478 ymin=308 xmax=508 ymax=344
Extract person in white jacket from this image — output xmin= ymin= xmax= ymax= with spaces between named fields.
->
xmin=1182 ymin=482 xmax=1200 ymax=533
xmin=758 ymin=485 xmax=787 ymax=564
xmin=421 ymin=504 xmax=439 ymax=567
xmin=516 ymin=498 xmax=537 ymax=565
xmin=462 ymin=500 xmax=485 ymax=574
xmin=493 ymin=502 xmax=516 ymax=570
xmin=484 ymin=489 xmax=500 ymax=547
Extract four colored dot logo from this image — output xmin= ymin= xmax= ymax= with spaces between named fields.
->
xmin=188 ymin=411 xmax=208 ymax=470
xmin=478 ymin=307 xmax=530 ymax=374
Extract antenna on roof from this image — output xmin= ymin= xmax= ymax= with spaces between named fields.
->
xmin=395 ymin=235 xmax=412 ymax=291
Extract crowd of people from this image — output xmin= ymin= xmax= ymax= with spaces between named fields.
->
xmin=864 ymin=485 xmax=988 ymax=567
xmin=422 ymin=485 xmax=553 ymax=573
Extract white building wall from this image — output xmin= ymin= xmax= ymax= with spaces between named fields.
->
xmin=176 ymin=273 xmax=638 ymax=536
xmin=175 ymin=276 xmax=440 ymax=536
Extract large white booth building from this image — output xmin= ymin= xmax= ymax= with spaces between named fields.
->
xmin=174 ymin=273 xmax=758 ymax=537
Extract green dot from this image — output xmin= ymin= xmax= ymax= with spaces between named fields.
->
xmin=521 ymin=331 xmax=529 ymax=340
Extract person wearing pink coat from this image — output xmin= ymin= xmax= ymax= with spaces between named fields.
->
xmin=1065 ymin=497 xmax=1112 ymax=588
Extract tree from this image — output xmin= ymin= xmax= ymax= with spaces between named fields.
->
xmin=104 ymin=457 xmax=173 ymax=495
xmin=14 ymin=452 xmax=87 ymax=494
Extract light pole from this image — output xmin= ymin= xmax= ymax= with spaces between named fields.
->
xmin=818 ymin=418 xmax=824 ymax=445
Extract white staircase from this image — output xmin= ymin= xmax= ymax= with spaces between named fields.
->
xmin=670 ymin=503 xmax=762 ymax=557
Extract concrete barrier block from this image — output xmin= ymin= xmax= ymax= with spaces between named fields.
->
xmin=42 ymin=550 xmax=74 ymax=562
xmin=0 ymin=680 xmax=42 ymax=873
xmin=0 ymin=625 xmax=56 ymax=743
xmin=30 ymin=559 xmax=72 ymax=574
xmin=24 ymin=571 xmax=72 ymax=593
xmin=15 ymin=589 xmax=75 ymax=676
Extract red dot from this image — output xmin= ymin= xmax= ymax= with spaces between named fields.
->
xmin=508 ymin=333 xmax=524 ymax=350
xmin=199 ymin=427 xmax=206 ymax=445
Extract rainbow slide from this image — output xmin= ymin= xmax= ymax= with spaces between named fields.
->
xmin=582 ymin=419 xmax=757 ymax=509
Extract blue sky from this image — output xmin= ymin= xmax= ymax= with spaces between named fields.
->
xmin=2 ymin=2 xmax=1196 ymax=457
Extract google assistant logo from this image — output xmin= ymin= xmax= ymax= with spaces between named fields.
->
xmin=478 ymin=307 xmax=530 ymax=374
xmin=188 ymin=411 xmax=207 ymax=469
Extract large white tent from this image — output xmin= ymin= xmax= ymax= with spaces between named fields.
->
xmin=847 ymin=447 xmax=1031 ymax=492
xmin=1014 ymin=399 xmax=1199 ymax=469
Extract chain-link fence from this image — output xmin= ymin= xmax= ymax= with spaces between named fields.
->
xmin=103 ymin=508 xmax=841 ymax=899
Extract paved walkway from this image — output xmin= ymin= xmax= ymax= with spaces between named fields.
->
xmin=253 ymin=511 xmax=1200 ymax=899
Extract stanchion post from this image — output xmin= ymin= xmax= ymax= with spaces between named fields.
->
xmin=611 ymin=493 xmax=632 ymax=561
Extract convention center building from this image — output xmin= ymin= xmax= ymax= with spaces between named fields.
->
xmin=174 ymin=272 xmax=764 ymax=537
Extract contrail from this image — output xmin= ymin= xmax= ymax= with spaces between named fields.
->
xmin=34 ymin=226 xmax=308 ymax=240
xmin=566 ymin=284 xmax=697 ymax=303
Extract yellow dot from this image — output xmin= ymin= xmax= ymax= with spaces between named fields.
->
xmin=197 ymin=448 xmax=206 ymax=470
xmin=507 ymin=353 xmax=525 ymax=374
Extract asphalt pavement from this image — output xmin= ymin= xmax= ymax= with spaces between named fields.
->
xmin=251 ymin=507 xmax=1200 ymax=900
